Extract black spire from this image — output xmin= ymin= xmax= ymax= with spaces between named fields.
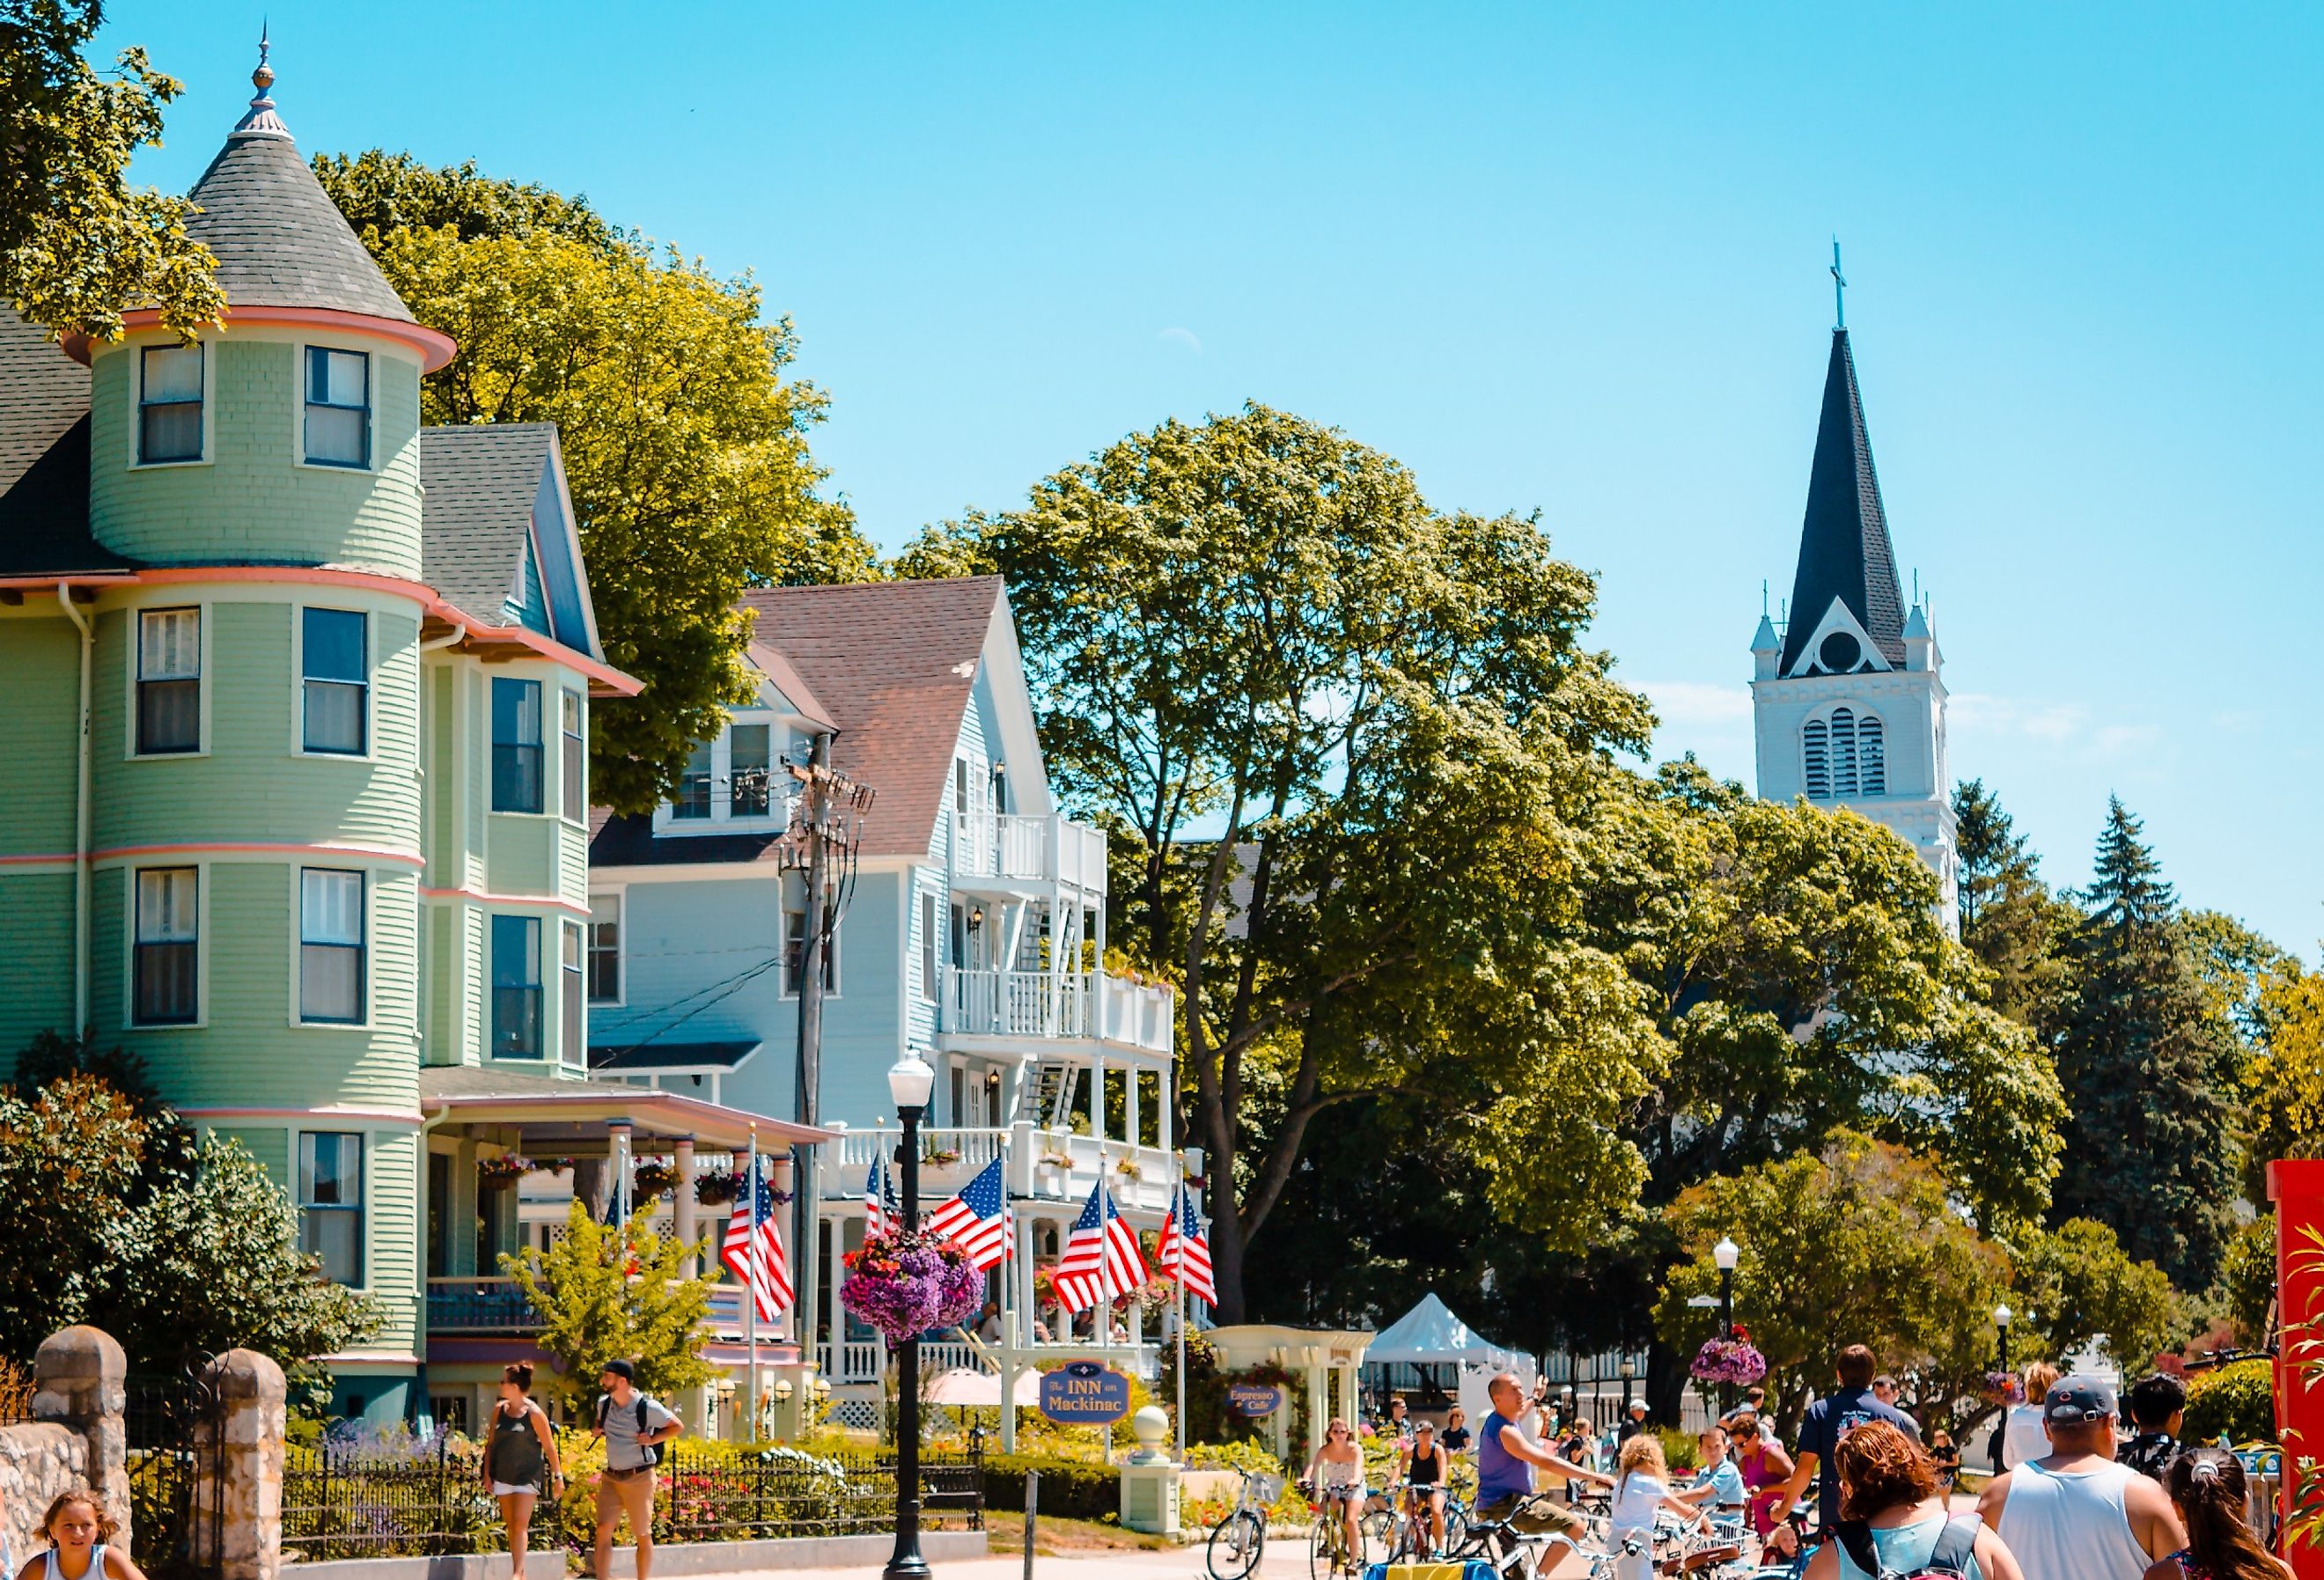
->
xmin=1781 ymin=327 xmax=1906 ymax=672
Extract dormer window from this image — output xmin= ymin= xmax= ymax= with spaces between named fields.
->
xmin=304 ymin=348 xmax=371 ymax=467
xmin=139 ymin=344 xmax=204 ymax=464
xmin=1802 ymin=704 xmax=1886 ymax=800
xmin=658 ymin=717 xmax=810 ymax=834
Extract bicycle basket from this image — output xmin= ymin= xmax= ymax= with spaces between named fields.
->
xmin=1252 ymin=1473 xmax=1285 ymax=1504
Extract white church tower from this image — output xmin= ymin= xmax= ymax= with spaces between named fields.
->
xmin=1751 ymin=324 xmax=1958 ymax=934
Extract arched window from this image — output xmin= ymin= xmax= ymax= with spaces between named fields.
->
xmin=1801 ymin=705 xmax=1886 ymax=800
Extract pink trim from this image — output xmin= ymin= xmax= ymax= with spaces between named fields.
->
xmin=0 ymin=853 xmax=75 ymax=867
xmin=0 ymin=573 xmax=642 ymax=697
xmin=312 ymin=1353 xmax=426 ymax=1367
xmin=93 ymin=841 xmax=425 ymax=866
xmin=81 ymin=306 xmax=460 ymax=372
xmin=421 ymin=886 xmax=588 ymax=918
xmin=181 ymin=1106 xmax=423 ymax=1127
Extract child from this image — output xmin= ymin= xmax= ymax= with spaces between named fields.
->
xmin=1609 ymin=1435 xmax=1708 ymax=1580
xmin=1678 ymin=1426 xmax=1748 ymax=1524
xmin=2143 ymin=1448 xmax=2294 ymax=1580
xmin=15 ymin=1488 xmax=147 ymax=1580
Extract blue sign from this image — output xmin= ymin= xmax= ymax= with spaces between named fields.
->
xmin=1227 ymin=1384 xmax=1283 ymax=1418
xmin=1039 ymin=1362 xmax=1132 ymax=1424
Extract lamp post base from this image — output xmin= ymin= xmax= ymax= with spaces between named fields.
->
xmin=882 ymin=1511 xmax=930 ymax=1580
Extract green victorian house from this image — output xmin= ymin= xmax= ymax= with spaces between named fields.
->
xmin=0 ymin=56 xmax=819 ymax=1423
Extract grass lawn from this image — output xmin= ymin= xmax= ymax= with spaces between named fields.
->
xmin=984 ymin=1512 xmax=1175 ymax=1554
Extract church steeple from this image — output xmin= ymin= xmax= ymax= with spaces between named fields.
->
xmin=1780 ymin=328 xmax=1908 ymax=672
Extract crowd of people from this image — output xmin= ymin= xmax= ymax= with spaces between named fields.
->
xmin=1313 ymin=1343 xmax=2290 ymax=1580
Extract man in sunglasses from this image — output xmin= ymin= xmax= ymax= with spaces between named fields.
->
xmin=1474 ymin=1373 xmax=1612 ymax=1543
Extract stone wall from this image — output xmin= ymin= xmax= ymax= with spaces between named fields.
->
xmin=1 ymin=1326 xmax=127 ymax=1567
xmin=0 ymin=1422 xmax=89 ymax=1567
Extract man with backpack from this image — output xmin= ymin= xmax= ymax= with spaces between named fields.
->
xmin=590 ymin=1360 xmax=684 ymax=1580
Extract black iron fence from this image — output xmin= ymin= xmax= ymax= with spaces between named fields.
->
xmin=282 ymin=1435 xmax=982 ymax=1563
xmin=125 ymin=1369 xmax=225 ymax=1580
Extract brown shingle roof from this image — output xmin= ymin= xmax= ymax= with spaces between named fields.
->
xmin=591 ymin=577 xmax=1004 ymax=866
xmin=0 ymin=312 xmax=131 ymax=577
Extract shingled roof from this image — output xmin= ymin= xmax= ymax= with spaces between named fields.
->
xmin=0 ymin=312 xmax=132 ymax=577
xmin=1781 ymin=328 xmax=1908 ymax=671
xmin=590 ymin=577 xmax=1006 ymax=866
xmin=182 ymin=60 xmax=415 ymax=325
xmin=419 ymin=424 xmax=555 ymax=623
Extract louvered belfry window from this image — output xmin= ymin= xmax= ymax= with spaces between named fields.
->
xmin=1803 ymin=707 xmax=1886 ymax=800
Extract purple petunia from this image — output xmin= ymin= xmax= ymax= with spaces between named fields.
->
xmin=839 ymin=1228 xmax=986 ymax=1346
xmin=1689 ymin=1336 xmax=1769 ymax=1386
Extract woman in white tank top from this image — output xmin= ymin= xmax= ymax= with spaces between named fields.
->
xmin=16 ymin=1488 xmax=148 ymax=1580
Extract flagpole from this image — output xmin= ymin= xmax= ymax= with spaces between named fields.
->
xmin=1173 ymin=1182 xmax=1188 ymax=1466
xmin=746 ymin=1126 xmax=759 ymax=1442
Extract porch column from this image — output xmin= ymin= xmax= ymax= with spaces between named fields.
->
xmin=1159 ymin=1067 xmax=1173 ymax=1157
xmin=827 ymin=1211 xmax=848 ymax=1378
xmin=1091 ymin=1055 xmax=1106 ymax=1142
xmin=1125 ymin=1066 xmax=1141 ymax=1151
xmin=1340 ymin=1360 xmax=1361 ymax=1429
xmin=673 ymin=1136 xmax=697 ymax=1277
xmin=1305 ymin=1356 xmax=1328 ymax=1462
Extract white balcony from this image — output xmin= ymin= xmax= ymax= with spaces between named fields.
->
xmin=952 ymin=812 xmax=1107 ymax=893
xmin=942 ymin=967 xmax=1174 ymax=1056
xmin=831 ymin=1124 xmax=1181 ymax=1215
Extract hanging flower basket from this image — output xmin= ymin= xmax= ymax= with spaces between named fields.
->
xmin=923 ymin=1147 xmax=962 ymax=1167
xmin=633 ymin=1161 xmax=680 ymax=1200
xmin=839 ymin=1228 xmax=983 ymax=1346
xmin=1982 ymin=1371 xmax=2025 ymax=1405
xmin=477 ymin=1155 xmax=535 ymax=1184
xmin=1690 ymin=1335 xmax=1768 ymax=1386
xmin=694 ymin=1170 xmax=742 ymax=1206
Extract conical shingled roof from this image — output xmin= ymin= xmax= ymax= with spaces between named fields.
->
xmin=1781 ymin=328 xmax=1907 ymax=671
xmin=181 ymin=57 xmax=414 ymax=325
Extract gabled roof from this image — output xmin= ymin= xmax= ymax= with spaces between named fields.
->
xmin=1781 ymin=328 xmax=1908 ymax=671
xmin=181 ymin=65 xmax=415 ymax=326
xmin=590 ymin=577 xmax=1006 ymax=867
xmin=0 ymin=312 xmax=131 ymax=577
xmin=419 ymin=423 xmax=601 ymax=658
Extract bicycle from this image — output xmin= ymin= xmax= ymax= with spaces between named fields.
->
xmin=1303 ymin=1479 xmax=1375 ymax=1580
xmin=1203 ymin=1467 xmax=1283 ymax=1580
xmin=1383 ymin=1479 xmax=1470 ymax=1562
xmin=1453 ymin=1493 xmax=1613 ymax=1580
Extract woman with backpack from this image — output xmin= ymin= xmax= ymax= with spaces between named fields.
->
xmin=1804 ymin=1419 xmax=2025 ymax=1580
xmin=482 ymin=1363 xmax=563 ymax=1580
xmin=2142 ymin=1448 xmax=2294 ymax=1580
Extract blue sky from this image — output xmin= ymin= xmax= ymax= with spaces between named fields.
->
xmin=106 ymin=3 xmax=2322 ymax=953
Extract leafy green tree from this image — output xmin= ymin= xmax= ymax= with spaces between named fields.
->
xmin=2010 ymin=1218 xmax=2180 ymax=1374
xmin=2219 ymin=1216 xmax=2276 ymax=1347
xmin=2244 ymin=966 xmax=2324 ymax=1198
xmin=2052 ymin=798 xmax=2240 ymax=1289
xmin=0 ymin=0 xmax=224 ymax=338
xmin=316 ymin=158 xmax=877 ymax=812
xmin=898 ymin=404 xmax=1665 ymax=1320
xmin=1951 ymin=780 xmax=2077 ymax=1027
xmin=501 ymin=1199 xmax=713 ymax=1415
xmin=0 ymin=1058 xmax=376 ymax=1377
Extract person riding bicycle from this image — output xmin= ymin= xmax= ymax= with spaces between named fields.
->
xmin=1304 ymin=1417 xmax=1368 ymax=1566
xmin=1675 ymin=1425 xmax=1749 ymax=1530
xmin=1397 ymin=1417 xmax=1452 ymax=1555
xmin=1475 ymin=1372 xmax=1612 ymax=1546
xmin=1610 ymin=1434 xmax=1710 ymax=1580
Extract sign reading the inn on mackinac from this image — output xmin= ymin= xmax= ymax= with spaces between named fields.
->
xmin=1039 ymin=1362 xmax=1132 ymax=1423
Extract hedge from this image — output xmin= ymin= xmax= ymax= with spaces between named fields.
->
xmin=2182 ymin=1357 xmax=2275 ymax=1445
xmin=982 ymin=1454 xmax=1122 ymax=1520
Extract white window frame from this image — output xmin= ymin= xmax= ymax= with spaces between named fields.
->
xmin=295 ymin=1129 xmax=368 ymax=1288
xmin=292 ymin=605 xmax=372 ymax=759
xmin=293 ymin=867 xmax=369 ymax=1027
xmin=586 ymin=893 xmax=625 ymax=1007
xmin=560 ymin=688 xmax=587 ymax=824
xmin=127 ymin=864 xmax=203 ymax=1029
xmin=129 ymin=604 xmax=208 ymax=760
xmin=650 ymin=711 xmax=809 ymax=836
xmin=299 ymin=345 xmax=374 ymax=471
xmin=489 ymin=912 xmax=546 ymax=1060
xmin=919 ymin=888 xmax=939 ymax=1002
xmin=489 ymin=677 xmax=547 ymax=816
xmin=130 ymin=339 xmax=213 ymax=468
xmin=561 ymin=919 xmax=588 ymax=1069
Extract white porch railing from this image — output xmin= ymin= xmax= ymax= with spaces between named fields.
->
xmin=830 ymin=1126 xmax=1181 ymax=1214
xmin=952 ymin=812 xmax=1106 ymax=890
xmin=943 ymin=967 xmax=1173 ymax=1055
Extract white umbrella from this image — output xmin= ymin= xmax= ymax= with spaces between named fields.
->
xmin=921 ymin=1367 xmax=1042 ymax=1407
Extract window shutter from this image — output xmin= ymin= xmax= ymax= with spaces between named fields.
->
xmin=1803 ymin=718 xmax=1830 ymax=798
xmin=1828 ymin=707 xmax=1859 ymax=797
xmin=1858 ymin=714 xmax=1886 ymax=796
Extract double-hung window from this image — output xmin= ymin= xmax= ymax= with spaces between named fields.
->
xmin=304 ymin=348 xmax=370 ymax=467
xmin=137 ymin=608 xmax=201 ymax=754
xmin=673 ymin=740 xmax=712 ymax=820
xmin=587 ymin=895 xmax=622 ymax=1003
xmin=730 ymin=723 xmax=771 ymax=817
xmin=301 ymin=608 xmax=367 ymax=754
xmin=562 ymin=921 xmax=586 ymax=1066
xmin=299 ymin=869 xmax=365 ymax=1023
xmin=920 ymin=892 xmax=939 ymax=1001
xmin=133 ymin=867 xmax=198 ymax=1025
xmin=139 ymin=343 xmax=203 ymax=464
xmin=561 ymin=689 xmax=585 ymax=821
xmin=490 ymin=679 xmax=543 ymax=812
xmin=298 ymin=1132 xmax=364 ymax=1284
xmin=490 ymin=915 xmax=542 ymax=1058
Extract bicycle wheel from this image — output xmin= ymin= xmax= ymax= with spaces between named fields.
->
xmin=1206 ymin=1510 xmax=1266 ymax=1580
xmin=1309 ymin=1517 xmax=1336 ymax=1580
xmin=1442 ymin=1503 xmax=1469 ymax=1557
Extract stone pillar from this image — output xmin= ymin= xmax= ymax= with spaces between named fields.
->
xmin=197 ymin=1350 xmax=285 ymax=1580
xmin=673 ymin=1136 xmax=698 ymax=1277
xmin=33 ymin=1326 xmax=127 ymax=1538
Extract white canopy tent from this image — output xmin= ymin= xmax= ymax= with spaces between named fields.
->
xmin=1364 ymin=1293 xmax=1535 ymax=1426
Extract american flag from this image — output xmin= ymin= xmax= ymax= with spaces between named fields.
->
xmin=923 ymin=1157 xmax=1015 ymax=1270
xmin=1053 ymin=1181 xmax=1147 ymax=1312
xmin=719 ymin=1158 xmax=793 ymax=1320
xmin=864 ymin=1156 xmax=899 ymax=1238
xmin=1157 ymin=1184 xmax=1216 ymax=1305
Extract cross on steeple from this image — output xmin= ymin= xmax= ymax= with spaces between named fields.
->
xmin=1830 ymin=239 xmax=1847 ymax=330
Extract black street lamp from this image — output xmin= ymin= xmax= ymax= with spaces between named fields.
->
xmin=1993 ymin=1303 xmax=2011 ymax=1378
xmin=1619 ymin=1356 xmax=1636 ymax=1421
xmin=1713 ymin=1236 xmax=1741 ymax=1412
xmin=884 ymin=1053 xmax=937 ymax=1580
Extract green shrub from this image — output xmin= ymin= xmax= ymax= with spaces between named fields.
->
xmin=1186 ymin=1440 xmax=1285 ymax=1474
xmin=2182 ymin=1357 xmax=2276 ymax=1445
xmin=982 ymin=1453 xmax=1122 ymax=1520
xmin=1654 ymin=1428 xmax=1700 ymax=1472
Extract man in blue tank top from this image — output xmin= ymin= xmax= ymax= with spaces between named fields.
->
xmin=1475 ymin=1373 xmax=1611 ymax=1540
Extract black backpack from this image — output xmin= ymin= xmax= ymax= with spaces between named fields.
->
xmin=595 ymin=1393 xmax=662 ymax=1466
xmin=1833 ymin=1516 xmax=1979 ymax=1580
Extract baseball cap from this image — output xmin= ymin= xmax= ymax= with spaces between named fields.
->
xmin=2044 ymin=1375 xmax=2116 ymax=1423
xmin=600 ymin=1359 xmax=636 ymax=1382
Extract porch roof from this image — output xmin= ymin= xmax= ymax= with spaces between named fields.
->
xmin=417 ymin=1066 xmax=826 ymax=1150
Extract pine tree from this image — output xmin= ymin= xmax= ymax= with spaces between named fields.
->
xmin=1951 ymin=780 xmax=2074 ymax=1027
xmin=2050 ymin=798 xmax=2239 ymax=1289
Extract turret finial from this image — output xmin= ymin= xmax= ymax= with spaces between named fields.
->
xmin=254 ymin=19 xmax=273 ymax=92
xmin=232 ymin=19 xmax=290 ymax=138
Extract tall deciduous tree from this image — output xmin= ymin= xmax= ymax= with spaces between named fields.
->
xmin=2052 ymin=798 xmax=2239 ymax=1288
xmin=897 ymin=404 xmax=1665 ymax=1320
xmin=1952 ymin=779 xmax=2076 ymax=1027
xmin=316 ymin=157 xmax=876 ymax=812
xmin=0 ymin=0 xmax=224 ymax=338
